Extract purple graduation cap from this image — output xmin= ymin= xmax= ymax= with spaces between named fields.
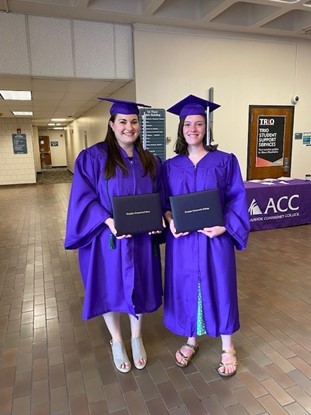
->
xmin=167 ymin=94 xmax=220 ymax=118
xmin=98 ymin=97 xmax=151 ymax=115
xmin=167 ymin=94 xmax=221 ymax=146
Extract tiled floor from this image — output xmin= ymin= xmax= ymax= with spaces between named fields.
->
xmin=0 ymin=182 xmax=310 ymax=415
xmin=36 ymin=168 xmax=73 ymax=185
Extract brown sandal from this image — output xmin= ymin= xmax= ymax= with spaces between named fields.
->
xmin=175 ymin=343 xmax=199 ymax=368
xmin=217 ymin=350 xmax=238 ymax=377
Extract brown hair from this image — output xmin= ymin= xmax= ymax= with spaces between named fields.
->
xmin=174 ymin=117 xmax=218 ymax=155
xmin=104 ymin=115 xmax=157 ymax=180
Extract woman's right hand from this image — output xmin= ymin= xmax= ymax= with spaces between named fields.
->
xmin=169 ymin=219 xmax=189 ymax=238
xmin=165 ymin=211 xmax=188 ymax=238
xmin=105 ymin=217 xmax=132 ymax=239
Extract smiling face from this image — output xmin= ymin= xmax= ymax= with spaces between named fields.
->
xmin=109 ymin=113 xmax=140 ymax=150
xmin=183 ymin=114 xmax=206 ymax=147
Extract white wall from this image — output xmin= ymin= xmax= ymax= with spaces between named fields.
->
xmin=133 ymin=25 xmax=311 ymax=180
xmin=0 ymin=118 xmax=36 ymax=185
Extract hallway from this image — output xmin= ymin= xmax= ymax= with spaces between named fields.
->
xmin=0 ymin=182 xmax=310 ymax=415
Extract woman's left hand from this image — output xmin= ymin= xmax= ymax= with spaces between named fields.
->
xmin=198 ymin=226 xmax=226 ymax=238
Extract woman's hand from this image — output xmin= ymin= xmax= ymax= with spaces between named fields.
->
xmin=169 ymin=219 xmax=189 ymax=238
xmin=105 ymin=217 xmax=132 ymax=238
xmin=198 ymin=226 xmax=226 ymax=238
xmin=164 ymin=211 xmax=188 ymax=238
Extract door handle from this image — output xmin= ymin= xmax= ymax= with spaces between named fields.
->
xmin=283 ymin=157 xmax=289 ymax=173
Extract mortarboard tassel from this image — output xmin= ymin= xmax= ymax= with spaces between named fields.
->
xmin=206 ymin=108 xmax=210 ymax=146
xmin=109 ymin=233 xmax=116 ymax=249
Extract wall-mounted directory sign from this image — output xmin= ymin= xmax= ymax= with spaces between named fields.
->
xmin=139 ymin=108 xmax=166 ymax=161
xmin=12 ymin=133 xmax=27 ymax=154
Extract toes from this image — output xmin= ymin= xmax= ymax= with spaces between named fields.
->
xmin=136 ymin=357 xmax=146 ymax=366
xmin=175 ymin=351 xmax=185 ymax=365
xmin=218 ymin=351 xmax=238 ymax=377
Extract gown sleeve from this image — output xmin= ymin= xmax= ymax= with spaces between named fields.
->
xmin=64 ymin=149 xmax=111 ymax=250
xmin=223 ymin=154 xmax=250 ymax=250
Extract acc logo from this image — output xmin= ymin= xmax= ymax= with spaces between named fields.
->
xmin=248 ymin=195 xmax=299 ymax=216
xmin=248 ymin=199 xmax=262 ymax=215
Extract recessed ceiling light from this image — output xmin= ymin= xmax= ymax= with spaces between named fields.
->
xmin=1 ymin=90 xmax=32 ymax=100
xmin=53 ymin=127 xmax=64 ymax=130
xmin=51 ymin=118 xmax=67 ymax=122
xmin=12 ymin=111 xmax=33 ymax=116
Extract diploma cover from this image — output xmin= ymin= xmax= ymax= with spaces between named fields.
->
xmin=170 ymin=189 xmax=224 ymax=233
xmin=112 ymin=193 xmax=163 ymax=236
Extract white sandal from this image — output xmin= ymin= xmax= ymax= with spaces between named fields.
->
xmin=110 ymin=340 xmax=131 ymax=373
xmin=131 ymin=337 xmax=147 ymax=369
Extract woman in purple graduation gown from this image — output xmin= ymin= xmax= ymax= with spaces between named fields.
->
xmin=163 ymin=94 xmax=250 ymax=376
xmin=64 ymin=98 xmax=163 ymax=373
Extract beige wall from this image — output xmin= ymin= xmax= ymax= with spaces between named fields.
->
xmin=133 ymin=25 xmax=311 ymax=180
xmin=18 ymin=23 xmax=310 ymax=181
xmin=290 ymin=41 xmax=311 ymax=179
xmin=33 ymin=126 xmax=41 ymax=173
xmin=65 ymin=81 xmax=136 ymax=172
xmin=0 ymin=12 xmax=135 ymax=185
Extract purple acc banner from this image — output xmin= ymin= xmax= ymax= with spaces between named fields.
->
xmin=244 ymin=179 xmax=311 ymax=231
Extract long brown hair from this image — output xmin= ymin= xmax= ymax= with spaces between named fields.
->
xmin=104 ymin=115 xmax=157 ymax=179
xmin=174 ymin=117 xmax=218 ymax=155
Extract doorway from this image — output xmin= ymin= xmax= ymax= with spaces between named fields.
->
xmin=39 ymin=136 xmax=52 ymax=169
xmin=247 ymin=106 xmax=294 ymax=180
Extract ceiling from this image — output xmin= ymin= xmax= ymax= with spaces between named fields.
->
xmin=1 ymin=0 xmax=311 ymax=129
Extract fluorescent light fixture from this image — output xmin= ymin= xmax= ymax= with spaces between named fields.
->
xmin=51 ymin=118 xmax=67 ymax=122
xmin=48 ymin=123 xmax=55 ymax=126
xmin=268 ymin=0 xmax=300 ymax=3
xmin=12 ymin=111 xmax=33 ymax=116
xmin=53 ymin=127 xmax=64 ymax=130
xmin=0 ymin=90 xmax=32 ymax=100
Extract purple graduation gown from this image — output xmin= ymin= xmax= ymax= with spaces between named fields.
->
xmin=163 ymin=150 xmax=250 ymax=338
xmin=64 ymin=142 xmax=163 ymax=320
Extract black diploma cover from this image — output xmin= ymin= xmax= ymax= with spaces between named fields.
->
xmin=112 ymin=193 xmax=163 ymax=236
xmin=170 ymin=189 xmax=224 ymax=233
